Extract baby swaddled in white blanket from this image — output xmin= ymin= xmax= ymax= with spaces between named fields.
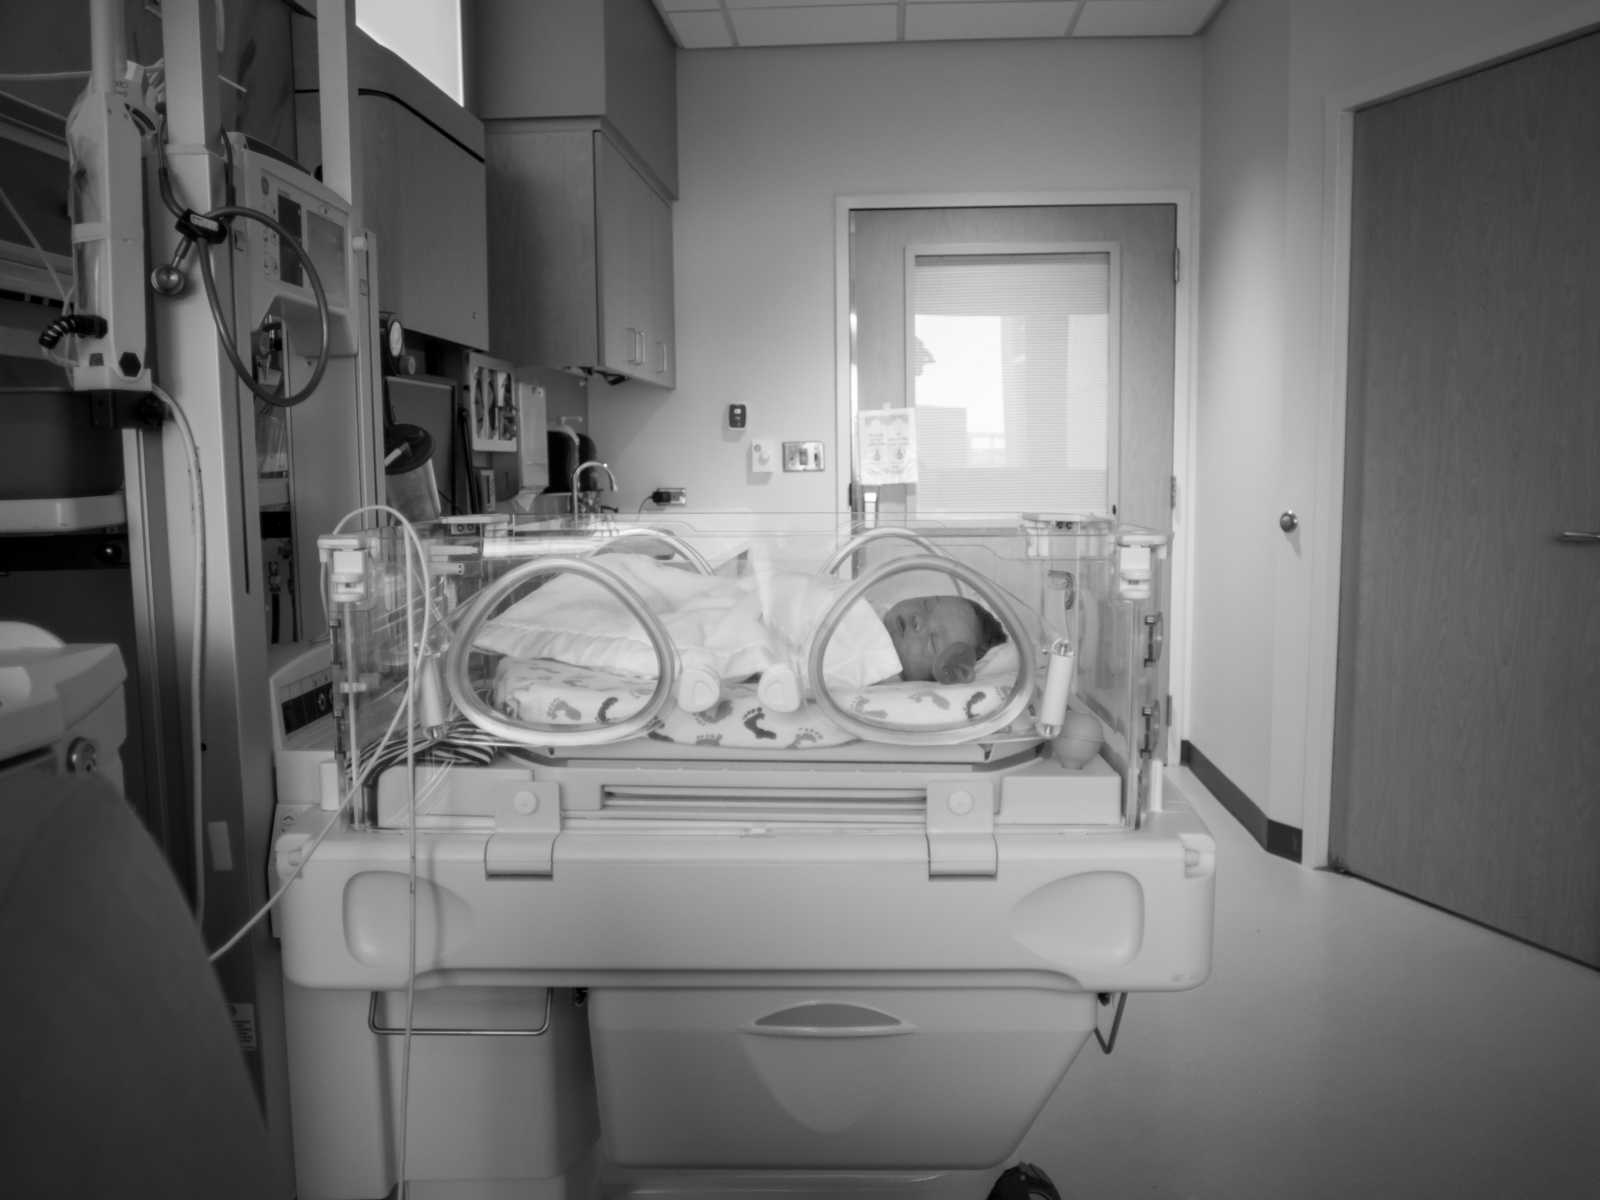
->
xmin=472 ymin=550 xmax=1007 ymax=715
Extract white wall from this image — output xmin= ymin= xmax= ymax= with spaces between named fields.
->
xmin=1195 ymin=0 xmax=1600 ymax=838
xmin=590 ymin=37 xmax=1203 ymax=517
xmin=1190 ymin=0 xmax=1290 ymax=814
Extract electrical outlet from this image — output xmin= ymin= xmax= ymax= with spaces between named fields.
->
xmin=783 ymin=441 xmax=825 ymax=472
xmin=750 ymin=439 xmax=777 ymax=474
xmin=650 ymin=487 xmax=687 ymax=506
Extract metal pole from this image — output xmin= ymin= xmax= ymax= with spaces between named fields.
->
xmin=154 ymin=2 xmax=294 ymax=1192
xmin=88 ymin=0 xmax=124 ymax=92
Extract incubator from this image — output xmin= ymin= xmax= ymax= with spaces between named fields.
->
xmin=268 ymin=511 xmax=1214 ymax=1200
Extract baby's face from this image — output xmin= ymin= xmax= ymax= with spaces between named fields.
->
xmin=884 ymin=596 xmax=981 ymax=682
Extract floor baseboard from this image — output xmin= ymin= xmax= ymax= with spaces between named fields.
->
xmin=1180 ymin=740 xmax=1302 ymax=862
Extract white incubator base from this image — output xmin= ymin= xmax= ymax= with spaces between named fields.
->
xmin=273 ymin=758 xmax=1212 ymax=1200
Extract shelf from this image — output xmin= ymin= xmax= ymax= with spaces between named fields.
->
xmin=0 ymin=493 xmax=126 ymax=534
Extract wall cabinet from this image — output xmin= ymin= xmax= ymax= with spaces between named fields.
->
xmin=464 ymin=0 xmax=677 ymax=199
xmin=487 ymin=126 xmax=675 ymax=388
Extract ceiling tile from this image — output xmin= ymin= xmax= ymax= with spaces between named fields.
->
xmin=905 ymin=1 xmax=1075 ymax=41
xmin=730 ymin=4 xmax=901 ymax=46
xmin=1073 ymin=0 xmax=1219 ymax=37
xmin=669 ymin=10 xmax=735 ymax=47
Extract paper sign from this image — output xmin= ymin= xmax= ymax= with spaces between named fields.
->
xmin=858 ymin=408 xmax=919 ymax=485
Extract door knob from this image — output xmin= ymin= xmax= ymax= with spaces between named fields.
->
xmin=1279 ymin=510 xmax=1299 ymax=533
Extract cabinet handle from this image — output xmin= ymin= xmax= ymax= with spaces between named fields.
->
xmin=657 ymin=340 xmax=669 ymax=376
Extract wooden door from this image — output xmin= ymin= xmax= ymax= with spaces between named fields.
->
xmin=1333 ymin=31 xmax=1600 ymax=967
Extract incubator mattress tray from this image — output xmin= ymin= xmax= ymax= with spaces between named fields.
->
xmin=493 ymin=655 xmax=1026 ymax=751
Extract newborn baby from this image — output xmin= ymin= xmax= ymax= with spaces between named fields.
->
xmin=881 ymin=594 xmax=1008 ymax=685
xmin=475 ymin=552 xmax=1008 ymax=714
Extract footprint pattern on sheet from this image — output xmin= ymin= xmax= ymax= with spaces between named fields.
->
xmin=850 ymin=696 xmax=889 ymax=719
xmin=741 ymin=707 xmax=778 ymax=740
xmin=694 ymin=699 xmax=735 ymax=725
xmin=907 ymin=689 xmax=951 ymax=709
xmin=546 ymin=698 xmax=583 ymax=723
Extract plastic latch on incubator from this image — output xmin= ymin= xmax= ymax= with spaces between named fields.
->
xmin=925 ymin=779 xmax=997 ymax=877
xmin=483 ymin=778 xmax=563 ymax=877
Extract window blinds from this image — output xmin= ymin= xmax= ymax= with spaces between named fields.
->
xmin=909 ymin=252 xmax=1110 ymax=518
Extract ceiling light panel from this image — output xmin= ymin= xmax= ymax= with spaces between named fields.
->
xmin=905 ymin=1 xmax=1075 ymax=41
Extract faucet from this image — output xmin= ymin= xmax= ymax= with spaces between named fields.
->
xmin=572 ymin=459 xmax=617 ymax=519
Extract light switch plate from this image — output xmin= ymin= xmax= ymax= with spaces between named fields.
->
xmin=783 ymin=441 xmax=825 ymax=472
xmin=750 ymin=439 xmax=777 ymax=474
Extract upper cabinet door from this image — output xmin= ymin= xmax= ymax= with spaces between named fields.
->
xmin=465 ymin=0 xmax=678 ymax=199
xmin=648 ymin=185 xmax=676 ymax=388
xmin=595 ymin=133 xmax=654 ymax=375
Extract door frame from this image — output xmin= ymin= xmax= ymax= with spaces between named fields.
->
xmin=1298 ymin=6 xmax=1600 ymax=867
xmin=835 ymin=190 xmax=1196 ymax=760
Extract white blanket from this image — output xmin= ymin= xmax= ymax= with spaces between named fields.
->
xmin=473 ymin=552 xmax=905 ymax=714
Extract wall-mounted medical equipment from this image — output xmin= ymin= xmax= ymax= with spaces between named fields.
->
xmin=40 ymin=11 xmax=156 ymax=392
xmin=268 ymin=511 xmax=1211 ymax=1199
xmin=170 ymin=131 xmax=379 ymax=649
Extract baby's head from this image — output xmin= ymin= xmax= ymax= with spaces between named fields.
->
xmin=883 ymin=595 xmax=1007 ymax=683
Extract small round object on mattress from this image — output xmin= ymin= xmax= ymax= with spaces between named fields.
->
xmin=1052 ymin=710 xmax=1103 ymax=769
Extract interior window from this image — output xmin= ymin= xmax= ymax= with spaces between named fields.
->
xmin=356 ymin=0 xmax=463 ymax=103
xmin=848 ymin=204 xmax=1175 ymax=533
xmin=909 ymin=251 xmax=1110 ymax=518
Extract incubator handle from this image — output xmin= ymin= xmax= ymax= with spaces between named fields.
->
xmin=821 ymin=526 xmax=952 ymax=577
xmin=591 ymin=525 xmax=714 ymax=574
xmin=442 ymin=555 xmax=679 ymax=747
xmin=367 ymin=990 xmax=552 ymax=1038
xmin=746 ymin=1001 xmax=913 ymax=1039
xmin=807 ymin=554 xmax=1037 ymax=747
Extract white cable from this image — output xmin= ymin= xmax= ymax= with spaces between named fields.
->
xmin=150 ymin=384 xmax=208 ymax=926
xmin=204 ymin=697 xmax=444 ymax=963
xmin=398 ymin=509 xmax=420 ymax=1200
xmin=0 ymin=182 xmax=68 ymax=302
xmin=318 ymin=503 xmax=432 ymax=1197
xmin=207 ymin=505 xmax=437 ymax=964
xmin=212 ymin=500 xmax=438 ymax=1200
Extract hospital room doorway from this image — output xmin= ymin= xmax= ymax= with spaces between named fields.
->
xmin=1332 ymin=29 xmax=1600 ymax=969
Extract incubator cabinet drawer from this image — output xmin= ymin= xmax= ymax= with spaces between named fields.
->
xmin=588 ymin=987 xmax=1097 ymax=1170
